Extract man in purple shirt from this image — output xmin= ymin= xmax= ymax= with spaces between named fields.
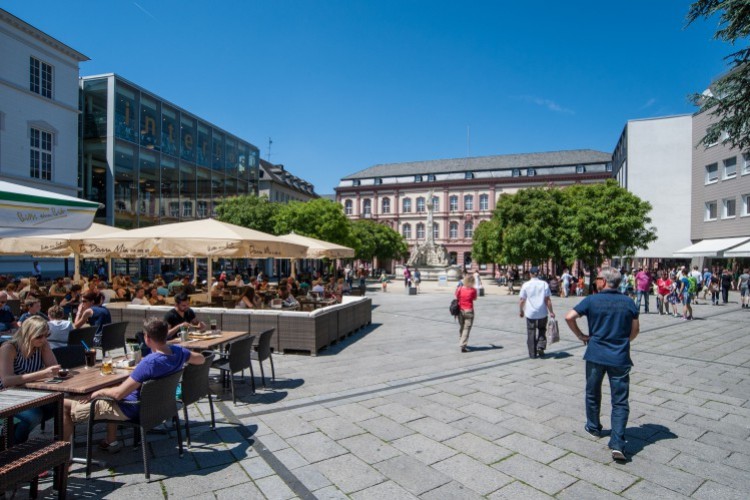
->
xmin=634 ymin=268 xmax=652 ymax=314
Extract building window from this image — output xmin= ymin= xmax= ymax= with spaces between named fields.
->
xmin=606 ymin=162 xmax=613 ymax=172
xmin=375 ymin=178 xmax=383 ymax=185
xmin=449 ymin=195 xmax=458 ymax=211
xmin=427 ymin=174 xmax=436 ymax=181
xmin=416 ymin=223 xmax=425 ymax=239
xmin=527 ymin=168 xmax=536 ymax=176
xmin=723 ymin=157 xmax=737 ymax=179
xmin=344 ymin=199 xmax=353 ymax=215
xmin=705 ymin=163 xmax=718 ymax=184
xmin=381 ymin=197 xmax=390 ymax=214
xmin=512 ymin=169 xmax=520 ymax=177
xmin=169 ymin=202 xmax=180 ymax=218
xmin=449 ymin=221 xmax=458 ymax=239
xmin=402 ymin=198 xmax=412 ymax=213
xmin=722 ymin=198 xmax=736 ymax=219
xmin=479 ymin=194 xmax=489 ymax=211
xmin=414 ymin=175 xmax=423 ymax=182
xmin=416 ymin=197 xmax=426 ymax=213
xmin=353 ymin=179 xmax=361 ymax=186
xmin=464 ymin=221 xmax=473 ymax=238
xmin=29 ymin=128 xmax=52 ymax=181
xmin=431 ymin=196 xmax=439 ymax=212
xmin=743 ymin=153 xmax=750 ymax=175
xmin=576 ymin=165 xmax=586 ymax=174
xmin=465 ymin=172 xmax=474 ymax=180
xmin=432 ymin=223 xmax=439 ymax=240
xmin=705 ymin=201 xmax=717 ymax=221
xmin=742 ymin=194 xmax=750 ymax=216
xmin=402 ymin=223 xmax=412 ymax=239
xmin=29 ymin=57 xmax=53 ymax=99
xmin=362 ymin=199 xmax=372 ymax=217
xmin=464 ymin=195 xmax=473 ymax=211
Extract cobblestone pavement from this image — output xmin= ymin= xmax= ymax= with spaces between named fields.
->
xmin=27 ymin=283 xmax=750 ymax=498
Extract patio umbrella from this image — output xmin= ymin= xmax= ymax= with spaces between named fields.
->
xmin=80 ymin=218 xmax=309 ymax=282
xmin=277 ymin=232 xmax=355 ymax=277
xmin=0 ymin=223 xmax=124 ymax=281
xmin=0 ymin=180 xmax=99 ymax=237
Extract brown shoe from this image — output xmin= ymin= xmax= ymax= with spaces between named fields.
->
xmin=461 ymin=347 xmax=468 ymax=353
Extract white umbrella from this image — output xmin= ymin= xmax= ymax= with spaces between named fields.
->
xmin=277 ymin=232 xmax=355 ymax=278
xmin=0 ymin=180 xmax=99 ymax=237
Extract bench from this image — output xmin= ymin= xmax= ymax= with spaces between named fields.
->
xmin=0 ymin=437 xmax=70 ymax=498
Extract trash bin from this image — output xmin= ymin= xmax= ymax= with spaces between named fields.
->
xmin=479 ymin=288 xmax=485 ymax=297
xmin=408 ymin=287 xmax=417 ymax=295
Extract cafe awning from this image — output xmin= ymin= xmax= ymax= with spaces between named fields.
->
xmin=0 ymin=180 xmax=99 ymax=237
xmin=673 ymin=237 xmax=750 ymax=258
xmin=278 ymin=232 xmax=355 ymax=259
xmin=724 ymin=239 xmax=750 ymax=257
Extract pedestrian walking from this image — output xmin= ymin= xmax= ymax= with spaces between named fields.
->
xmin=565 ymin=267 xmax=639 ymax=462
xmin=456 ymin=275 xmax=477 ymax=353
xmin=634 ymin=267 xmax=652 ymax=313
xmin=519 ymin=266 xmax=555 ymax=359
xmin=720 ymin=269 xmax=732 ymax=304
xmin=737 ymin=268 xmax=749 ymax=308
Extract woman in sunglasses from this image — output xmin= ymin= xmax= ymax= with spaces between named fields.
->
xmin=0 ymin=316 xmax=61 ymax=443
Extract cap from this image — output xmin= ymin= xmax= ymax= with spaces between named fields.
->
xmin=530 ymin=266 xmax=539 ymax=274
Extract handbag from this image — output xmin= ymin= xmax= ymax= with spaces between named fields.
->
xmin=548 ymin=317 xmax=560 ymax=344
xmin=449 ymin=298 xmax=460 ymax=317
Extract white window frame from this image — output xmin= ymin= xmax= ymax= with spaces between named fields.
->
xmin=362 ymin=199 xmax=372 ymax=217
xmin=722 ymin=198 xmax=736 ymax=219
xmin=182 ymin=201 xmax=193 ymax=218
xmin=464 ymin=195 xmax=473 ymax=211
xmin=464 ymin=221 xmax=473 ymax=238
xmin=723 ymin=157 xmax=737 ymax=179
xmin=449 ymin=221 xmax=458 ymax=239
xmin=449 ymin=195 xmax=458 ymax=211
xmin=402 ymin=198 xmax=412 ymax=213
xmin=381 ymin=197 xmax=390 ymax=214
xmin=576 ymin=165 xmax=586 ymax=174
xmin=705 ymin=201 xmax=717 ymax=221
xmin=402 ymin=223 xmax=411 ymax=239
xmin=431 ymin=196 xmax=439 ymax=212
xmin=416 ymin=197 xmax=425 ymax=213
xmin=432 ymin=223 xmax=439 ymax=240
xmin=479 ymin=194 xmax=489 ymax=211
xmin=344 ymin=200 xmax=353 ymax=215
xmin=416 ymin=223 xmax=425 ymax=239
xmin=705 ymin=163 xmax=718 ymax=184
xmin=742 ymin=194 xmax=750 ymax=217
xmin=169 ymin=202 xmax=180 ymax=218
xmin=29 ymin=127 xmax=53 ymax=181
xmin=29 ymin=57 xmax=53 ymax=99
xmin=742 ymin=153 xmax=750 ymax=176
xmin=197 ymin=201 xmax=208 ymax=218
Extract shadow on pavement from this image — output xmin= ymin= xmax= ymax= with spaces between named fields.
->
xmin=547 ymin=351 xmax=573 ymax=359
xmin=320 ymin=323 xmax=381 ymax=356
xmin=625 ymin=423 xmax=677 ymax=460
xmin=467 ymin=344 xmax=503 ymax=352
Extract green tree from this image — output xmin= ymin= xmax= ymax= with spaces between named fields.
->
xmin=560 ymin=180 xmax=656 ymax=270
xmin=273 ymin=198 xmax=353 ymax=245
xmin=472 ymin=218 xmax=502 ymax=264
xmin=350 ymin=220 xmax=408 ymax=263
xmin=687 ymin=0 xmax=750 ymax=150
xmin=215 ymin=195 xmax=280 ymax=234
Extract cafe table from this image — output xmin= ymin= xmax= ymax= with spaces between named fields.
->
xmin=1 ymin=389 xmax=63 ymax=448
xmin=25 ymin=366 xmax=129 ymax=395
xmin=175 ymin=330 xmax=252 ymax=351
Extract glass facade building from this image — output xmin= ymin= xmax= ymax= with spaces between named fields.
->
xmin=80 ymin=74 xmax=259 ymax=228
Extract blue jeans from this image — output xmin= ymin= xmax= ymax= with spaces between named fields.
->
xmin=635 ymin=291 xmax=649 ymax=313
xmin=11 ymin=403 xmax=56 ymax=444
xmin=585 ymin=361 xmax=630 ymax=451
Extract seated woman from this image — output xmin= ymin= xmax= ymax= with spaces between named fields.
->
xmin=0 ymin=316 xmax=61 ymax=443
xmin=47 ymin=305 xmax=73 ymax=349
xmin=147 ymin=287 xmax=166 ymax=306
xmin=235 ymin=287 xmax=261 ymax=309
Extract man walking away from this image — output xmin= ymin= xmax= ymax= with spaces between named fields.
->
xmin=701 ymin=268 xmax=713 ymax=301
xmin=561 ymin=269 xmax=573 ymax=298
xmin=519 ymin=266 xmax=555 ymax=358
xmin=565 ymin=267 xmax=639 ymax=462
xmin=738 ymin=268 xmax=750 ymax=308
xmin=634 ymin=268 xmax=652 ymax=314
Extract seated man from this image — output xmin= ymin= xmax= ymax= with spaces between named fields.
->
xmin=63 ymin=318 xmax=204 ymax=451
xmin=0 ymin=291 xmax=18 ymax=331
xmin=18 ymin=297 xmax=49 ymax=324
xmin=164 ymin=292 xmax=206 ymax=340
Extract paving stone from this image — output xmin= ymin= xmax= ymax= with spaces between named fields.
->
xmin=456 ymin=402 xmax=508 ymax=424
xmin=239 ymin=456 xmax=276 ymax=480
xmin=498 ymin=417 xmax=561 ymax=441
xmin=315 ymin=454 xmax=385 ymax=494
xmin=256 ymin=432 xmax=291 ymax=453
xmin=461 ymin=391 xmax=512 ymax=409
xmin=451 ymin=416 xmax=514 ymax=441
xmin=442 ymin=432 xmax=513 ymax=464
xmin=391 ymin=433 xmax=457 ymax=465
xmin=296 ymin=407 xmax=337 ymax=421
xmin=549 ymin=453 xmax=639 ymax=493
xmin=163 ymin=463 xmax=250 ymax=498
xmin=349 ymin=480 xmax=418 ymax=499
xmin=620 ymin=479 xmax=692 ymax=500
xmin=556 ymin=480 xmax=623 ymax=500
xmin=254 ymin=474 xmax=298 ymax=500
xmin=611 ymin=456 xmax=704 ymax=496
xmin=258 ymin=413 xmax=317 ymax=438
xmin=338 ymin=433 xmax=402 ymax=464
xmin=723 ymin=452 xmax=750 ymax=472
xmin=358 ymin=415 xmax=415 ymax=441
xmin=286 ymin=431 xmax=348 ymax=463
xmin=678 ymin=412 xmax=750 ymax=439
xmin=425 ymin=391 xmax=468 ymax=408
xmin=291 ymin=464 xmax=332 ymax=491
xmin=661 ymin=400 xmax=726 ymax=420
xmin=214 ymin=481 xmax=266 ymax=499
xmin=371 ymin=402 xmax=424 ymax=423
xmin=415 ymin=402 xmax=467 ymax=423
xmin=547 ymin=432 xmax=613 ymax=464
xmin=313 ymin=415 xmax=365 ymax=440
xmin=495 ymin=432 xmax=567 ymax=464
xmin=698 ymin=430 xmax=750 ymax=455
xmin=373 ymin=455 xmax=451 ymax=495
xmin=405 ymin=417 xmax=464 ymax=442
xmin=486 ymin=480 xmax=553 ymax=499
xmin=492 ymin=454 xmax=577 ymax=495
xmin=329 ymin=402 xmax=380 ymax=422
xmin=421 ymin=480 xmax=486 ymax=500
xmin=691 ymin=480 xmax=746 ymax=500
xmin=669 ymin=452 xmax=750 ymax=491
xmin=312 ymin=485 xmax=350 ymax=499
xmin=431 ymin=453 xmax=513 ymax=495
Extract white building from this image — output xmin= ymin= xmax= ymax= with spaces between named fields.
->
xmin=259 ymin=159 xmax=317 ymax=203
xmin=612 ymin=115 xmax=694 ymax=260
xmin=0 ymin=8 xmax=88 ymax=197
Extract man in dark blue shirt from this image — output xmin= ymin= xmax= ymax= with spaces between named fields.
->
xmin=565 ymin=267 xmax=639 ymax=461
xmin=0 ymin=292 xmax=17 ymax=332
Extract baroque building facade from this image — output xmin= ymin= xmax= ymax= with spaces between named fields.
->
xmin=336 ymin=149 xmax=613 ymax=271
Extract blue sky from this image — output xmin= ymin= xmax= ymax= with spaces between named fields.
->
xmin=5 ymin=1 xmax=733 ymax=194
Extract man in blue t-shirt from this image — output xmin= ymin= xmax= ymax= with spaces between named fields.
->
xmin=565 ymin=267 xmax=639 ymax=462
xmin=64 ymin=317 xmax=204 ymax=451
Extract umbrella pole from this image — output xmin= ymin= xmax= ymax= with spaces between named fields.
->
xmin=74 ymin=254 xmax=81 ymax=283
xmin=291 ymin=259 xmax=297 ymax=279
xmin=108 ymin=258 xmax=112 ymax=282
xmin=207 ymin=258 xmax=213 ymax=289
xmin=193 ymin=258 xmax=198 ymax=284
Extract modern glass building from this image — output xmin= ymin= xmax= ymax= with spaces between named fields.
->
xmin=80 ymin=74 xmax=259 ymax=228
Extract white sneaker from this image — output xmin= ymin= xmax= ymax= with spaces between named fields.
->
xmin=611 ymin=449 xmax=626 ymax=461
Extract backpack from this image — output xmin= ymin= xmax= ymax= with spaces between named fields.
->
xmin=687 ymin=275 xmax=697 ymax=294
xmin=449 ymin=298 xmax=460 ymax=317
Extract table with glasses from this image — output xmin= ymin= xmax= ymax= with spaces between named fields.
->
xmin=175 ymin=330 xmax=253 ymax=351
xmin=25 ymin=366 xmax=129 ymax=394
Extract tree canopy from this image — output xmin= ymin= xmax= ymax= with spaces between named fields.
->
xmin=350 ymin=219 xmax=409 ymax=263
xmin=472 ymin=180 xmax=656 ymax=268
xmin=687 ymin=0 xmax=750 ymax=150
xmin=273 ymin=198 xmax=353 ymax=246
xmin=214 ymin=195 xmax=279 ymax=234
